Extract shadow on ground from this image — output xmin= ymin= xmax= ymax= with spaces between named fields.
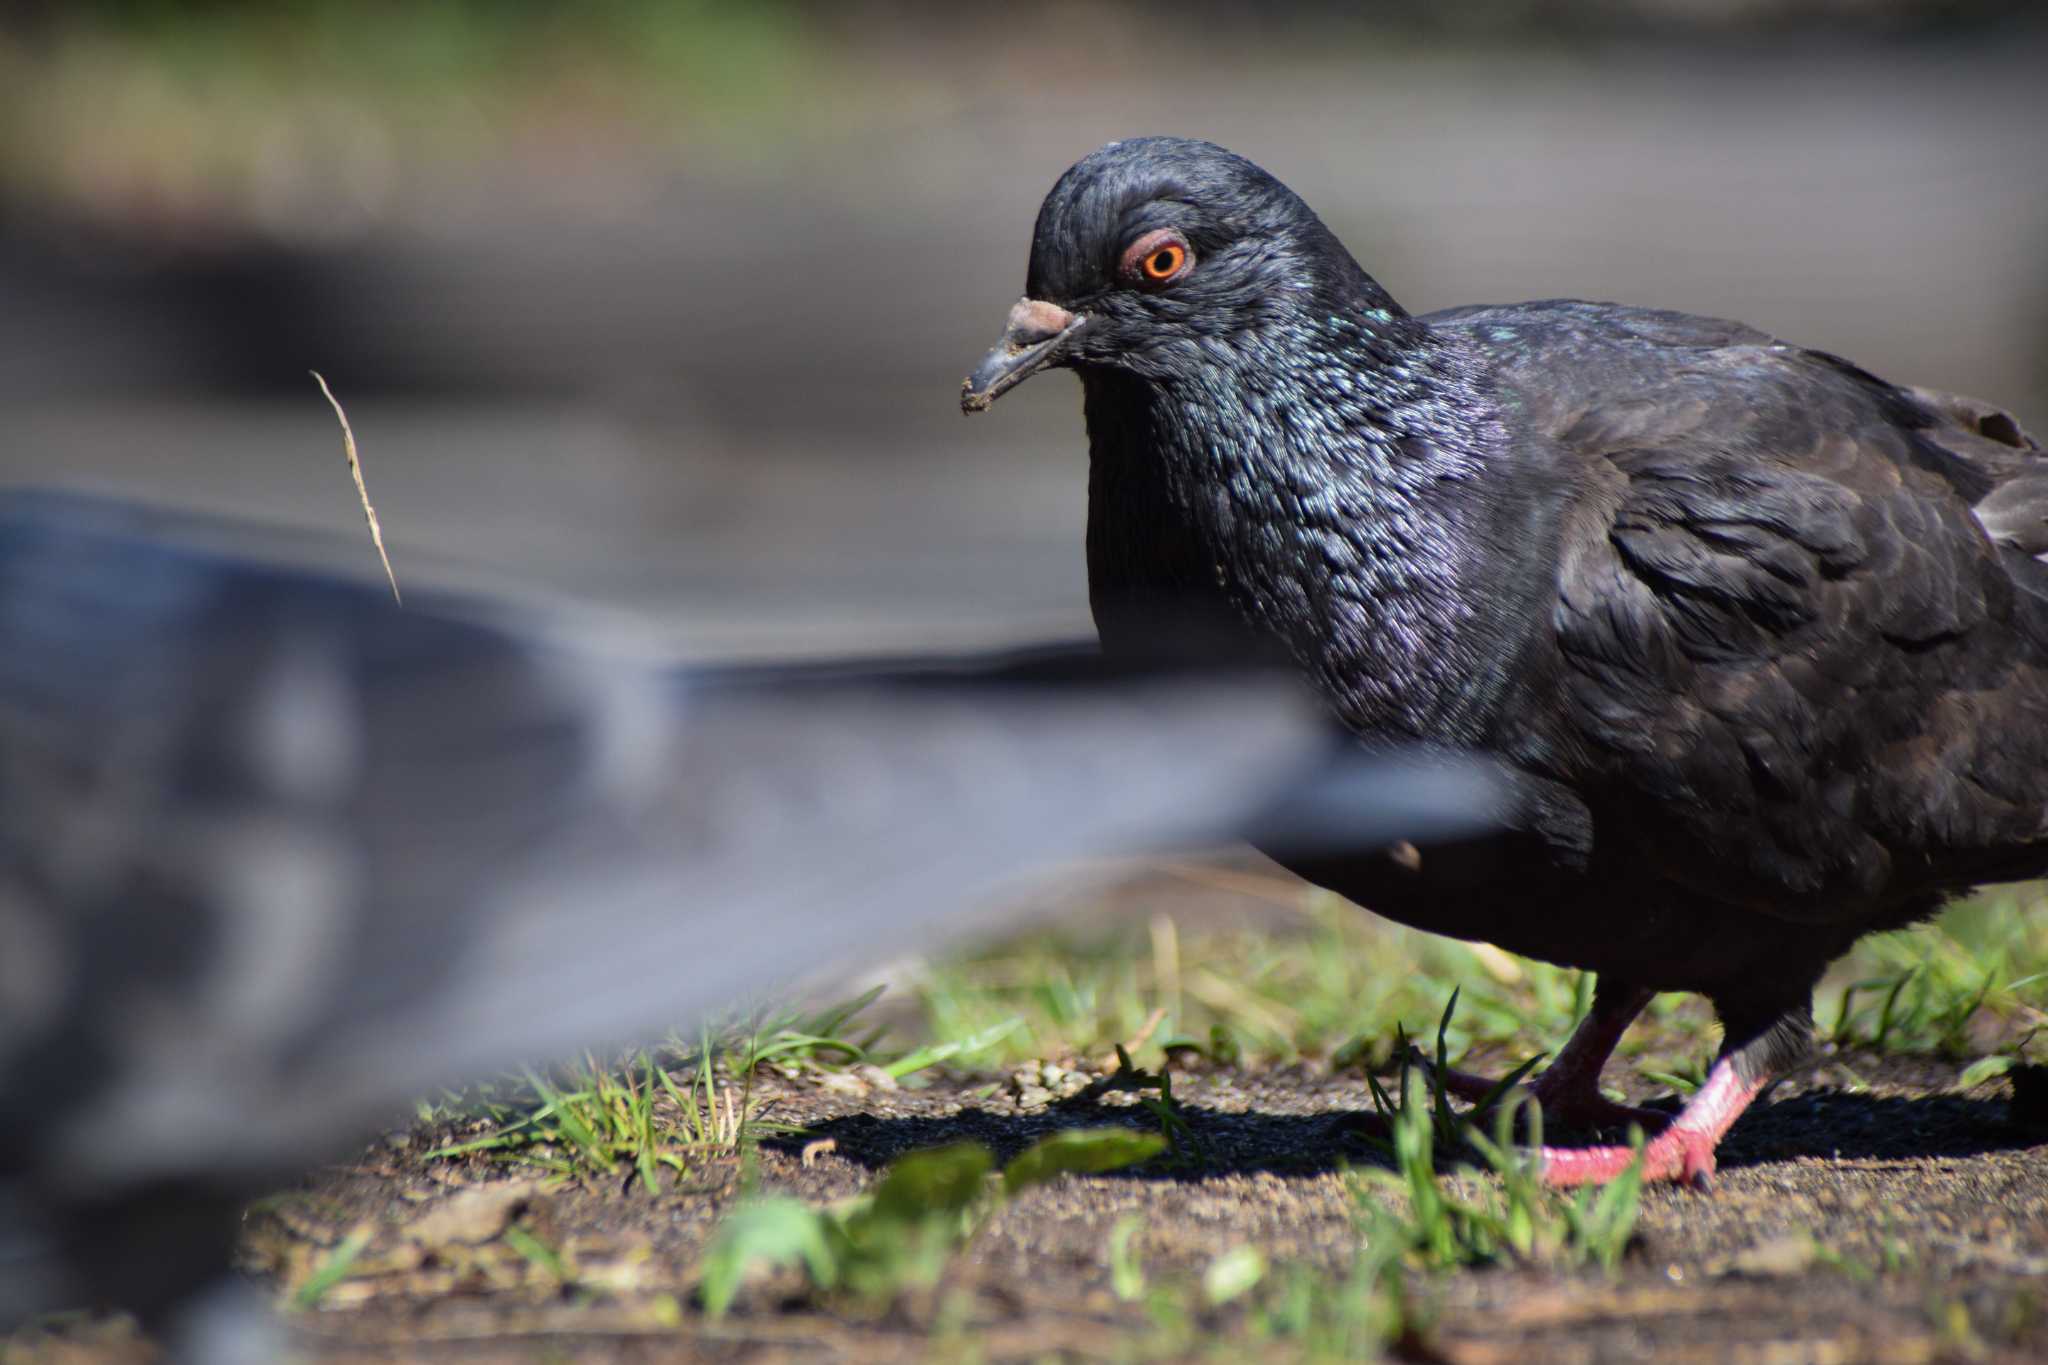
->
xmin=782 ymin=1069 xmax=2038 ymax=1181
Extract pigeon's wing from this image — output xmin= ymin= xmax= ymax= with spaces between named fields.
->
xmin=0 ymin=490 xmax=1500 ymax=1189
xmin=1450 ymin=304 xmax=2048 ymax=919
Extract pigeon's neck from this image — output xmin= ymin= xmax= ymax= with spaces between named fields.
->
xmin=1081 ymin=312 xmax=1531 ymax=742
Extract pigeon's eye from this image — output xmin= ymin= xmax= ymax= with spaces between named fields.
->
xmin=1143 ymin=244 xmax=1185 ymax=280
xmin=1120 ymin=229 xmax=1194 ymax=289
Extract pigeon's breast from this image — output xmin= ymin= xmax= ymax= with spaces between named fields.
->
xmin=1079 ymin=371 xmax=1514 ymax=742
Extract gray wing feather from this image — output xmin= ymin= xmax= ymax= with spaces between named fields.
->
xmin=0 ymin=491 xmax=1500 ymax=1188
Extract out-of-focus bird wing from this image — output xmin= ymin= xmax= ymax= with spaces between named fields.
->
xmin=0 ymin=489 xmax=1501 ymax=1194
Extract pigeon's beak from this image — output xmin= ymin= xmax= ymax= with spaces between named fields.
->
xmin=961 ymin=298 xmax=1085 ymax=413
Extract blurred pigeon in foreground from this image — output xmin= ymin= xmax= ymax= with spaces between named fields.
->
xmin=0 ymin=490 xmax=1501 ymax=1342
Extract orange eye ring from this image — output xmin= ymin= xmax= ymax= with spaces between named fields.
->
xmin=1120 ymin=229 xmax=1193 ymax=288
xmin=1143 ymin=243 xmax=1186 ymax=281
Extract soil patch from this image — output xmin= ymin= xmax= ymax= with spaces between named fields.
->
xmin=191 ymin=1052 xmax=2048 ymax=1362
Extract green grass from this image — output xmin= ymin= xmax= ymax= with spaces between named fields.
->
xmin=914 ymin=877 xmax=2048 ymax=1089
xmin=1360 ymin=1005 xmax=1646 ymax=1276
xmin=1825 ymin=883 xmax=2048 ymax=1060
xmin=913 ymin=885 xmax=1612 ymax=1073
xmin=424 ymin=1044 xmax=776 ymax=1190
xmin=406 ymin=968 xmax=1655 ymax=1355
xmin=392 ymin=873 xmax=2048 ymax=1358
xmin=698 ymin=1127 xmax=1167 ymax=1316
xmin=290 ymin=1224 xmax=374 ymax=1310
xmin=1129 ymin=1033 xmax=1643 ymax=1358
xmin=689 ymin=989 xmax=1644 ymax=1356
xmin=417 ymin=989 xmax=999 ymax=1188
xmin=945 ymin=1015 xmax=1637 ymax=1359
xmin=414 ymin=877 xmax=2048 ymax=1196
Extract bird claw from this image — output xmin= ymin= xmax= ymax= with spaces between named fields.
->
xmin=1671 ymin=1130 xmax=1723 ymax=1193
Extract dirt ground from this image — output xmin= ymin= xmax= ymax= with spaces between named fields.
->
xmin=49 ymin=1049 xmax=2012 ymax=1363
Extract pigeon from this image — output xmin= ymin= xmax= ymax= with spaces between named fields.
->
xmin=961 ymin=135 xmax=2048 ymax=1188
xmin=0 ymin=488 xmax=1498 ymax=1345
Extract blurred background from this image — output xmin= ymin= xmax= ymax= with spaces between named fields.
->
xmin=1 ymin=0 xmax=2044 ymax=661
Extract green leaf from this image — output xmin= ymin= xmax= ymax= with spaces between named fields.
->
xmin=698 ymin=1197 xmax=836 ymax=1318
xmin=1001 ymin=1127 xmax=1166 ymax=1195
xmin=1958 ymin=1054 xmax=2016 ymax=1090
xmin=1203 ymin=1245 xmax=1268 ymax=1306
xmin=869 ymin=1142 xmax=994 ymax=1221
xmin=291 ymin=1224 xmax=373 ymax=1310
xmin=1582 ymin=1132 xmax=1646 ymax=1270
xmin=1108 ymin=1214 xmax=1147 ymax=1302
xmin=502 ymin=1224 xmax=568 ymax=1280
xmin=884 ymin=1016 xmax=1025 ymax=1079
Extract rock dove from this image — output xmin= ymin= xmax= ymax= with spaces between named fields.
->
xmin=962 ymin=135 xmax=2048 ymax=1188
xmin=0 ymin=489 xmax=1496 ymax=1347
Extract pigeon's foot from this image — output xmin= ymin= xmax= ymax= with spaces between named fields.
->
xmin=1538 ymin=1054 xmax=1768 ymax=1189
xmin=1421 ymin=1061 xmax=1671 ymax=1137
xmin=1525 ymin=1088 xmax=1671 ymax=1138
xmin=1419 ymin=979 xmax=1663 ymax=1136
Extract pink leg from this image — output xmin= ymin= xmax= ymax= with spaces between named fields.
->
xmin=1538 ymin=1053 xmax=1767 ymax=1189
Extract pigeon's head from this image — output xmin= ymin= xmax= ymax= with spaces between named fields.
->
xmin=961 ymin=138 xmax=1383 ymax=412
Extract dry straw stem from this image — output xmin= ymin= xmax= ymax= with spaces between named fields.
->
xmin=312 ymin=369 xmax=402 ymax=604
